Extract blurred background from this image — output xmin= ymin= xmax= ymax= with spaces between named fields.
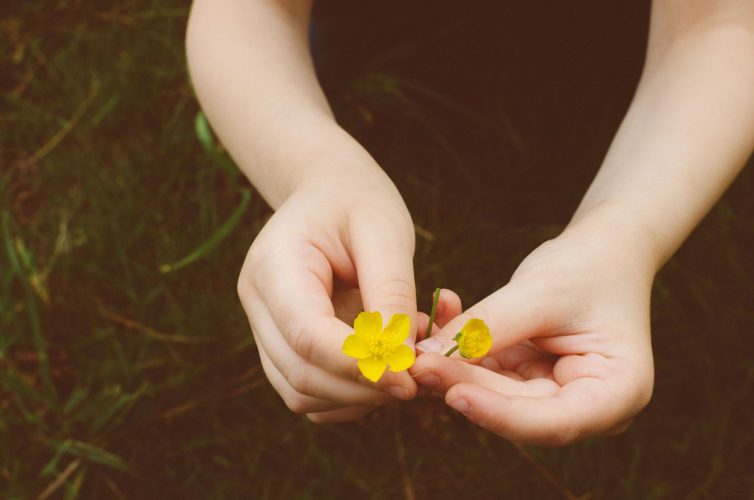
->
xmin=2 ymin=1 xmax=753 ymax=498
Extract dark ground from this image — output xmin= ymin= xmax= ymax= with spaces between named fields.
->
xmin=2 ymin=1 xmax=753 ymax=498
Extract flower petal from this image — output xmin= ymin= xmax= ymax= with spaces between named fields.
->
xmin=342 ymin=334 xmax=371 ymax=360
xmin=354 ymin=311 xmax=382 ymax=340
xmin=383 ymin=313 xmax=410 ymax=346
xmin=462 ymin=318 xmax=487 ymax=336
xmin=458 ymin=318 xmax=492 ymax=358
xmin=358 ymin=357 xmax=388 ymax=383
xmin=386 ymin=344 xmax=416 ymax=372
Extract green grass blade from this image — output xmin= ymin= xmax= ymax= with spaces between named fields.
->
xmin=41 ymin=440 xmax=73 ymax=477
xmin=90 ymin=95 xmax=120 ymax=127
xmin=64 ymin=440 xmax=128 ymax=472
xmin=63 ymin=467 xmax=86 ymax=500
xmin=2 ymin=211 xmax=22 ymax=280
xmin=1 ymin=210 xmax=57 ymax=403
xmin=194 ymin=111 xmax=239 ymax=178
xmin=89 ymin=390 xmax=140 ymax=434
xmin=62 ymin=387 xmax=88 ymax=414
xmin=1 ymin=371 xmax=48 ymax=407
xmin=159 ymin=188 xmax=251 ymax=273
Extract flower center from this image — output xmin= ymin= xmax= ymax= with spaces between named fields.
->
xmin=368 ymin=337 xmax=390 ymax=358
xmin=465 ymin=333 xmax=482 ymax=350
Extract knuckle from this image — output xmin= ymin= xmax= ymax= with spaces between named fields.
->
xmin=622 ymin=373 xmax=654 ymax=418
xmin=468 ymin=409 xmax=504 ymax=435
xmin=246 ymin=239 xmax=267 ymax=267
xmin=609 ymin=419 xmax=634 ymax=436
xmin=236 ymin=275 xmax=246 ymax=299
xmin=548 ymin=423 xmax=582 ymax=447
xmin=636 ymin=378 xmax=654 ymax=410
xmin=465 ymin=303 xmax=491 ymax=328
xmin=285 ymin=364 xmax=312 ymax=395
xmin=282 ymin=393 xmax=310 ymax=414
xmin=306 ymin=413 xmax=328 ymax=424
xmin=236 ymin=277 xmax=259 ymax=305
xmin=288 ymin=321 xmax=315 ymax=361
xmin=372 ymin=277 xmax=415 ymax=310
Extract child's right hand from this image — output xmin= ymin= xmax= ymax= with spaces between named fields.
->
xmin=237 ymin=169 xmax=419 ymax=422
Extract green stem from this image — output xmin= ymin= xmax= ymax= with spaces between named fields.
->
xmin=426 ymin=288 xmax=441 ymax=338
xmin=444 ymin=345 xmax=459 ymax=357
xmin=159 ymin=188 xmax=251 ymax=273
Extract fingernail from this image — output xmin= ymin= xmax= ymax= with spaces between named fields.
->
xmin=416 ymin=373 xmax=439 ymax=388
xmin=415 ymin=337 xmax=444 ymax=353
xmin=388 ymin=386 xmax=409 ymax=400
xmin=448 ymin=398 xmax=470 ymax=414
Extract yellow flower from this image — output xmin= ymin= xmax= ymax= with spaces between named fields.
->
xmin=453 ymin=318 xmax=492 ymax=358
xmin=341 ymin=311 xmax=416 ymax=383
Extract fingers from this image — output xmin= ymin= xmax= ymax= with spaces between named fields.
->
xmin=240 ymin=197 xmax=420 ymax=416
xmin=416 ymin=288 xmax=463 ymax=342
xmin=306 ymin=406 xmax=376 ymax=424
xmin=332 ymin=286 xmax=363 ymax=325
xmin=348 ymin=218 xmax=419 ymax=390
xmin=257 ymin=346 xmax=344 ymax=414
xmin=261 ymin=343 xmax=379 ymax=422
xmin=486 ymin=342 xmax=557 ymax=380
xmin=244 ymin=295 xmax=395 ymax=406
xmin=416 ymin=282 xmax=552 ymax=358
xmin=348 ymin=218 xmax=417 ymax=326
xmin=414 ymin=332 xmax=648 ymax=445
xmin=445 ymin=374 xmax=646 ymax=447
xmin=434 ymin=288 xmax=462 ymax=328
xmin=244 ymin=247 xmax=416 ymax=397
xmin=411 ymin=353 xmax=558 ymax=398
xmin=416 ymin=312 xmax=431 ymax=342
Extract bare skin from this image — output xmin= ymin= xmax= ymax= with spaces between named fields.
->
xmin=187 ymin=0 xmax=754 ymax=440
xmin=413 ymin=1 xmax=754 ymax=445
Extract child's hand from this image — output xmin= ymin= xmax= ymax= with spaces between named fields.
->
xmin=237 ymin=171 xmax=419 ymax=423
xmin=412 ymin=223 xmax=655 ymax=446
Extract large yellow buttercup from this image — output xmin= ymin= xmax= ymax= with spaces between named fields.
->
xmin=342 ymin=311 xmax=416 ymax=383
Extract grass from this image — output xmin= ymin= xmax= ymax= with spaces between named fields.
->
xmin=2 ymin=0 xmax=754 ymax=498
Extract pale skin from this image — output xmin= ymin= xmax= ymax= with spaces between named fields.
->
xmin=186 ymin=0 xmax=754 ymax=442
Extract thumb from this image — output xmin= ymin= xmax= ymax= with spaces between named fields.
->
xmin=349 ymin=217 xmax=417 ymax=334
xmin=348 ymin=216 xmax=418 ymax=395
xmin=415 ymin=281 xmax=549 ymax=358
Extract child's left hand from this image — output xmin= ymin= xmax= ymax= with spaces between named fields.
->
xmin=412 ymin=220 xmax=656 ymax=446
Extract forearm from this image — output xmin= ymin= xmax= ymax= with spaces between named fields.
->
xmin=570 ymin=2 xmax=754 ymax=271
xmin=186 ymin=0 xmax=381 ymax=209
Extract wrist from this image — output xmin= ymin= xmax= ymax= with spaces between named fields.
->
xmin=270 ymin=123 xmax=392 ymax=209
xmin=281 ymin=147 xmax=412 ymax=229
xmin=292 ymin=156 xmax=394 ymax=203
xmin=562 ymin=201 xmax=661 ymax=277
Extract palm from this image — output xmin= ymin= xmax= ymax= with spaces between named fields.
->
xmin=413 ymin=235 xmax=655 ymax=445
